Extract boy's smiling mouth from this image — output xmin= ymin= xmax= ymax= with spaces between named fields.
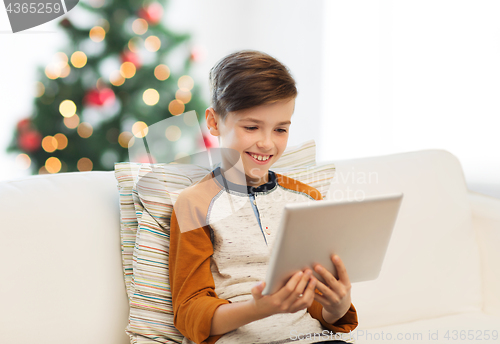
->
xmin=246 ymin=152 xmax=273 ymax=163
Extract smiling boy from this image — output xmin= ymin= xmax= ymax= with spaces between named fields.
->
xmin=168 ymin=50 xmax=358 ymax=344
xmin=206 ymin=97 xmax=294 ymax=187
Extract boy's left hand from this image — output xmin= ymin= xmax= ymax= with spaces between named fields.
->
xmin=312 ymin=254 xmax=352 ymax=323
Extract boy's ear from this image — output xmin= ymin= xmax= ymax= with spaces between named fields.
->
xmin=205 ymin=107 xmax=220 ymax=136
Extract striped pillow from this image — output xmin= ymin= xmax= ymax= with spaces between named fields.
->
xmin=129 ymin=164 xmax=210 ymax=344
xmin=115 ymin=139 xmax=336 ymax=343
xmin=115 ymin=161 xmax=144 ymax=299
xmin=271 ymin=139 xmax=316 ymax=169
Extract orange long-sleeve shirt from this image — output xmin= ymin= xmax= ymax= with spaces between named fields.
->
xmin=169 ymin=167 xmax=358 ymax=344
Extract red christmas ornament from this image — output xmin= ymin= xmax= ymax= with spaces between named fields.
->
xmin=84 ymin=88 xmax=116 ymax=107
xmin=121 ymin=50 xmax=141 ymax=68
xmin=17 ymin=118 xmax=32 ymax=132
xmin=18 ymin=130 xmax=42 ymax=152
xmin=138 ymin=2 xmax=163 ymax=25
xmin=59 ymin=18 xmax=73 ymax=28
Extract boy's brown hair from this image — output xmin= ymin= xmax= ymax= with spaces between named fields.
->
xmin=209 ymin=50 xmax=297 ymax=122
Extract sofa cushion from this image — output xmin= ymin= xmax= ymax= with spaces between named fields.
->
xmin=353 ymin=311 xmax=500 ymax=344
xmin=0 ymin=172 xmax=129 ymax=344
xmin=324 ymin=149 xmax=482 ymax=328
xmin=469 ymin=192 xmax=500 ymax=316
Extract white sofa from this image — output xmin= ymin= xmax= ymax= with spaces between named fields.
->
xmin=1 ymin=149 xmax=499 ymax=344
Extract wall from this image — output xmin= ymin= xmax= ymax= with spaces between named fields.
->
xmin=320 ymin=0 xmax=499 ymax=197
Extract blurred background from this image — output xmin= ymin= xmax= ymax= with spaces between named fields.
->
xmin=0 ymin=0 xmax=498 ymax=198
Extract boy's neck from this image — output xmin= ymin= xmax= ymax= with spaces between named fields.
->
xmin=219 ymin=164 xmax=269 ymax=187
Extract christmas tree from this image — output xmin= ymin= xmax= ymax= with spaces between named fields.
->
xmin=6 ymin=0 xmax=211 ymax=175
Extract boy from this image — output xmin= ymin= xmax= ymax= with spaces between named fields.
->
xmin=168 ymin=50 xmax=358 ymax=344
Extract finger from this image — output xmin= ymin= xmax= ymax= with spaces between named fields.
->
xmin=314 ymin=276 xmax=349 ymax=306
xmin=332 ymin=255 xmax=351 ymax=286
xmin=285 ymin=269 xmax=313 ymax=302
xmin=290 ymin=275 xmax=317 ymax=311
xmin=313 ymin=288 xmax=329 ymax=305
xmin=251 ymin=281 xmax=265 ymax=300
xmin=296 ymin=269 xmax=313 ymax=293
xmin=318 ymin=272 xmax=350 ymax=303
xmin=302 ymin=275 xmax=318 ymax=300
xmin=276 ymin=271 xmax=305 ymax=300
xmin=313 ymin=278 xmax=335 ymax=301
xmin=314 ymin=263 xmax=340 ymax=290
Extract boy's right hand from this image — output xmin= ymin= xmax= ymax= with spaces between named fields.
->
xmin=250 ymin=269 xmax=317 ymax=318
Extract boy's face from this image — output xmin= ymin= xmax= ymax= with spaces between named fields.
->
xmin=206 ymin=98 xmax=295 ymax=186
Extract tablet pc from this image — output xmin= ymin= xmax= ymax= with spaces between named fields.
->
xmin=262 ymin=193 xmax=404 ymax=295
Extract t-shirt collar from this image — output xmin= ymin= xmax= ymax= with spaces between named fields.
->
xmin=212 ymin=166 xmax=277 ymax=195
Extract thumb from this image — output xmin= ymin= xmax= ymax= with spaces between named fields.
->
xmin=251 ymin=281 xmax=265 ymax=297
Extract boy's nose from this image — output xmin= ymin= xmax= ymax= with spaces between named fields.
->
xmin=256 ymin=134 xmax=273 ymax=150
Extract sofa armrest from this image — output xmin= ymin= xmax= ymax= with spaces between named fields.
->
xmin=469 ymin=191 xmax=500 ymax=316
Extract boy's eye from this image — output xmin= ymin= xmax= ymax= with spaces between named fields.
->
xmin=244 ymin=127 xmax=287 ymax=133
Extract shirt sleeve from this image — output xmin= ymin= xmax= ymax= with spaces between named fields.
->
xmin=169 ymin=197 xmax=231 ymax=344
xmin=308 ymin=300 xmax=358 ymax=332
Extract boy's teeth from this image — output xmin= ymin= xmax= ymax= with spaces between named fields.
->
xmin=250 ymin=153 xmax=269 ymax=161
